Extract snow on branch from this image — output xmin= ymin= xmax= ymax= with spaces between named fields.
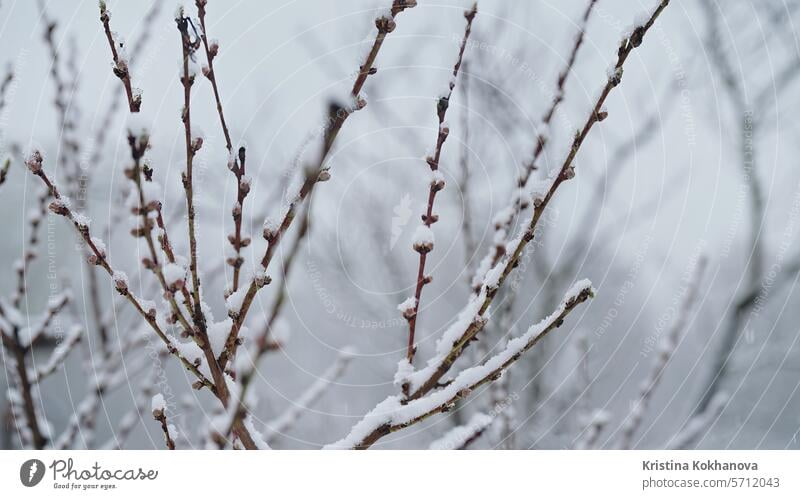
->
xmin=26 ymin=152 xmax=215 ymax=392
xmin=152 ymin=393 xmax=176 ymax=450
xmin=429 ymin=412 xmax=494 ymax=450
xmin=404 ymin=0 xmax=673 ymax=404
xmin=402 ymin=3 xmax=477 ymax=373
xmin=325 ymin=280 xmax=594 ymax=449
xmin=475 ymin=0 xmax=599 ymax=290
xmin=99 ymin=1 xmax=142 ymax=112
xmin=219 ymin=0 xmax=418 ymax=368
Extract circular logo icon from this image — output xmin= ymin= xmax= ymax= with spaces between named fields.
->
xmin=19 ymin=459 xmax=45 ymax=487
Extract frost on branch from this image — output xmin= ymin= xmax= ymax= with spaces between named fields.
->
xmin=325 ymin=280 xmax=594 ymax=449
xmin=429 ymin=412 xmax=494 ymax=450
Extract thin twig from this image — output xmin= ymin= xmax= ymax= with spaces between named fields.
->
xmin=194 ymin=0 xmax=251 ymax=292
xmin=152 ymin=395 xmax=176 ymax=450
xmin=26 ymin=152 xmax=214 ymax=391
xmin=219 ymin=0 xmax=417 ymax=366
xmin=473 ymin=0 xmax=598 ymax=290
xmin=408 ymin=0 xmax=672 ymax=402
xmin=99 ymin=1 xmax=142 ymax=112
xmin=403 ymin=3 xmax=477 ymax=370
xmin=326 ymin=281 xmax=594 ymax=449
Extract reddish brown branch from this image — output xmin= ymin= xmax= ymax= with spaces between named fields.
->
xmin=477 ymin=0 xmax=598 ymax=287
xmin=99 ymin=2 xmax=141 ymax=112
xmin=404 ymin=4 xmax=477 ymax=369
xmin=334 ymin=283 xmax=594 ymax=449
xmin=125 ymin=131 xmax=194 ymax=335
xmin=220 ymin=0 xmax=417 ymax=365
xmin=152 ymin=399 xmax=176 ymax=450
xmin=194 ymin=0 xmax=251 ymax=292
xmin=409 ymin=0 xmax=671 ymax=401
xmin=25 ymin=151 xmax=214 ymax=392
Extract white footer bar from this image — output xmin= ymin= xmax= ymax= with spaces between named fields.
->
xmin=1 ymin=450 xmax=797 ymax=497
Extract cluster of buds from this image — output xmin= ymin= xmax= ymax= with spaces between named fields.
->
xmin=143 ymin=303 xmax=157 ymax=322
xmin=262 ymin=218 xmax=279 ymax=242
xmin=48 ymin=199 xmax=70 ymax=216
xmin=226 ymin=253 xmax=244 ymax=269
xmin=413 ymin=241 xmax=433 ymax=254
xmin=375 ymin=16 xmax=396 ymax=34
xmin=227 ymin=233 xmax=251 ymax=250
xmin=398 ymin=297 xmax=417 ymax=321
xmin=25 ymin=150 xmax=43 ymax=174
xmin=113 ymin=272 xmax=129 ymax=295
xmin=127 ymin=130 xmax=150 ymax=160
xmin=412 ymin=225 xmax=435 ymax=254
xmin=253 ymin=271 xmax=272 ymax=288
xmin=130 ymin=218 xmax=155 ymax=238
xmin=430 ymin=170 xmax=445 ymax=192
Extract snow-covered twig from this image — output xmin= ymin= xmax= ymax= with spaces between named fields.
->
xmin=403 ymin=3 xmax=477 ymax=370
xmin=407 ymin=0 xmax=672 ymax=403
xmin=326 ymin=281 xmax=594 ymax=449
xmin=220 ymin=0 xmax=417 ymax=368
xmin=88 ymin=0 xmax=161 ymax=183
xmin=98 ymin=1 xmax=142 ymax=112
xmin=151 ymin=394 xmax=176 ymax=450
xmin=429 ymin=412 xmax=494 ymax=450
xmin=26 ymin=153 xmax=215 ymax=391
xmin=473 ymin=0 xmax=598 ymax=290
xmin=194 ymin=0 xmax=250 ymax=293
xmin=172 ymin=15 xmax=249 ymax=446
xmin=126 ymin=130 xmax=195 ymax=337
